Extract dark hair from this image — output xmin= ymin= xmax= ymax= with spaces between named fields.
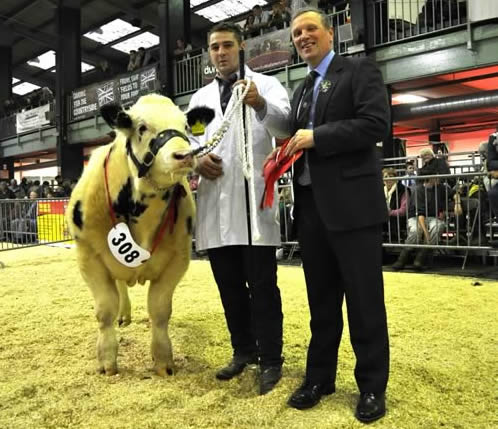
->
xmin=291 ymin=7 xmax=331 ymax=30
xmin=208 ymin=22 xmax=243 ymax=45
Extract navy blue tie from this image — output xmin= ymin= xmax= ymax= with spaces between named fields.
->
xmin=218 ymin=74 xmax=238 ymax=114
xmin=296 ymin=70 xmax=319 ymax=129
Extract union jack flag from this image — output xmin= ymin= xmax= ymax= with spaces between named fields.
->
xmin=97 ymin=82 xmax=115 ymax=106
xmin=140 ymin=68 xmax=156 ymax=90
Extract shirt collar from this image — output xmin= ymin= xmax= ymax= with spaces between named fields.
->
xmin=308 ymin=50 xmax=335 ymax=78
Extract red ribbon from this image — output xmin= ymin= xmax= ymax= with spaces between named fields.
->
xmin=260 ymin=139 xmax=302 ymax=209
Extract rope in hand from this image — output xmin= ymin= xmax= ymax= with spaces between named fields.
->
xmin=191 ymin=78 xmax=261 ymax=241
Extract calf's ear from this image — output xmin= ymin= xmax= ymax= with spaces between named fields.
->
xmin=186 ymin=106 xmax=215 ymax=126
xmin=186 ymin=106 xmax=215 ymax=136
xmin=100 ymin=103 xmax=133 ymax=130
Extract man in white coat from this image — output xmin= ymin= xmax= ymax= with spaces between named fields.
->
xmin=188 ymin=22 xmax=291 ymax=395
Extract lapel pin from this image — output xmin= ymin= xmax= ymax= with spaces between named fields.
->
xmin=319 ymin=80 xmax=333 ymax=93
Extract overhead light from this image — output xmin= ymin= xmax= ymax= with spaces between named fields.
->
xmin=392 ymin=94 xmax=428 ymax=104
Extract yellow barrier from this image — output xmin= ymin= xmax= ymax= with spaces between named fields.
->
xmin=36 ymin=200 xmax=71 ymax=243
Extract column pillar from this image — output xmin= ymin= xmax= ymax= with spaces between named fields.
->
xmin=158 ymin=0 xmax=190 ymax=97
xmin=55 ymin=3 xmax=83 ymax=181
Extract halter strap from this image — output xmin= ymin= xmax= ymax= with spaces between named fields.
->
xmin=128 ymin=129 xmax=189 ymax=178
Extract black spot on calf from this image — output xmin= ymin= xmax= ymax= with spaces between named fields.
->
xmin=112 ymin=178 xmax=148 ymax=223
xmin=73 ymin=201 xmax=83 ymax=229
xmin=186 ymin=216 xmax=193 ymax=235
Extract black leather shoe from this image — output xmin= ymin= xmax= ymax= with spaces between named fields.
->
xmin=215 ymin=356 xmax=257 ymax=380
xmin=259 ymin=365 xmax=282 ymax=395
xmin=355 ymin=392 xmax=386 ymax=423
xmin=287 ymin=380 xmax=335 ymax=409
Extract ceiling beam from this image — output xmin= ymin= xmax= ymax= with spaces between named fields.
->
xmin=12 ymin=65 xmax=56 ymax=89
xmin=0 ymin=18 xmax=59 ymax=49
xmin=102 ymin=0 xmax=159 ymax=27
xmin=192 ymin=0 xmax=224 ymax=13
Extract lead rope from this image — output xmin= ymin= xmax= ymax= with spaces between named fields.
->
xmin=233 ymin=81 xmax=261 ymax=241
xmin=192 ymin=78 xmax=261 ymax=241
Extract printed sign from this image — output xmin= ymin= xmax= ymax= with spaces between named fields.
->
xmin=70 ymin=65 xmax=160 ymax=121
xmin=15 ymin=104 xmax=51 ymax=133
xmin=245 ymin=28 xmax=293 ymax=72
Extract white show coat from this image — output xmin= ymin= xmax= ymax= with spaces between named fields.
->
xmin=188 ymin=67 xmax=291 ymax=251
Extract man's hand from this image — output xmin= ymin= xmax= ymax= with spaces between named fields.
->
xmin=284 ymin=129 xmax=314 ymax=156
xmin=235 ymin=79 xmax=266 ymax=111
xmin=489 ymin=170 xmax=498 ymax=179
xmin=196 ymin=153 xmax=223 ymax=180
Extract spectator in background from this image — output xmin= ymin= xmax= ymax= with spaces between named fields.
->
xmin=243 ymin=13 xmax=257 ymax=38
xmin=280 ymin=0 xmax=293 ymax=16
xmin=251 ymin=5 xmax=270 ymax=35
xmin=11 ymin=189 xmax=38 ymax=243
xmin=0 ymin=181 xmax=15 ymax=199
xmin=20 ymin=178 xmax=29 ymax=196
xmin=392 ymin=164 xmax=462 ymax=271
xmin=174 ymin=38 xmax=192 ymax=59
xmin=9 ymin=179 xmax=26 ymax=199
xmin=419 ymin=147 xmax=450 ymax=175
xmin=486 ymin=132 xmax=498 ymax=231
xmin=269 ymin=2 xmax=291 ymax=31
xmin=136 ymin=47 xmax=146 ymax=68
xmin=127 ymin=50 xmax=137 ymax=72
xmin=383 ymin=167 xmax=409 ymax=243
xmin=402 ymin=159 xmax=417 ymax=189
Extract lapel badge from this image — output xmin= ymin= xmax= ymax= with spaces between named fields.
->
xmin=319 ymin=79 xmax=333 ymax=93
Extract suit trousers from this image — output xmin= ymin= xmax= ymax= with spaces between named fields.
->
xmin=207 ymin=245 xmax=283 ymax=367
xmin=295 ymin=185 xmax=389 ymax=393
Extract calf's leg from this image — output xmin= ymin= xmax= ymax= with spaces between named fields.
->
xmin=116 ymin=280 xmax=132 ymax=327
xmin=78 ymin=252 xmax=119 ymax=375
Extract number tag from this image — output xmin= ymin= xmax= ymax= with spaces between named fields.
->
xmin=107 ymin=223 xmax=151 ymax=268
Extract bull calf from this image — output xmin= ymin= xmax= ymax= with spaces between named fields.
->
xmin=67 ymin=94 xmax=212 ymax=376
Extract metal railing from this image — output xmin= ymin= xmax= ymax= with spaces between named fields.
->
xmin=371 ymin=0 xmax=468 ymax=46
xmin=174 ymin=9 xmax=353 ymax=96
xmin=0 ymin=198 xmax=70 ymax=252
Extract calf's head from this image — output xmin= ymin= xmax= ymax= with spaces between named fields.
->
xmin=101 ymin=94 xmax=213 ymax=189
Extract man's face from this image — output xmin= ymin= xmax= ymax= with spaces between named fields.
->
xmin=209 ymin=31 xmax=242 ymax=78
xmin=291 ymin=12 xmax=333 ymax=68
xmin=406 ymin=164 xmax=415 ymax=174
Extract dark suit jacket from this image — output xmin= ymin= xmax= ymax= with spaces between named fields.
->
xmin=291 ymin=54 xmax=390 ymax=231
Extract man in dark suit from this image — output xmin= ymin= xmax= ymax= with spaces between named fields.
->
xmin=284 ymin=8 xmax=390 ymax=423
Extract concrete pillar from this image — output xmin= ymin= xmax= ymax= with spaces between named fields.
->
xmin=158 ymin=0 xmax=190 ymax=96
xmin=55 ymin=3 xmax=84 ymax=181
xmin=0 ymin=46 xmax=12 ymax=114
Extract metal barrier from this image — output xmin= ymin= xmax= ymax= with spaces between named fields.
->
xmin=0 ymin=198 xmax=70 ymax=252
xmin=1 ymin=169 xmax=496 ymax=269
xmin=370 ymin=0 xmax=468 ymax=46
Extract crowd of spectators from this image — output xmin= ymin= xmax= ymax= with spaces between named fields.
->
xmin=0 ymin=175 xmax=75 ymax=200
xmin=1 ymin=87 xmax=54 ymax=119
xmin=380 ymin=138 xmax=498 ymax=271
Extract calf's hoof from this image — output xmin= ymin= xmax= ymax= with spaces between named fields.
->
xmin=98 ymin=366 xmax=118 ymax=376
xmin=118 ymin=316 xmax=131 ymax=327
xmin=155 ymin=366 xmax=174 ymax=377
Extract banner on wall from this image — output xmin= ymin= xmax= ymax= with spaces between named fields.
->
xmin=70 ymin=65 xmax=160 ymax=121
xmin=15 ymin=104 xmax=51 ymax=134
xmin=245 ymin=28 xmax=293 ymax=72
